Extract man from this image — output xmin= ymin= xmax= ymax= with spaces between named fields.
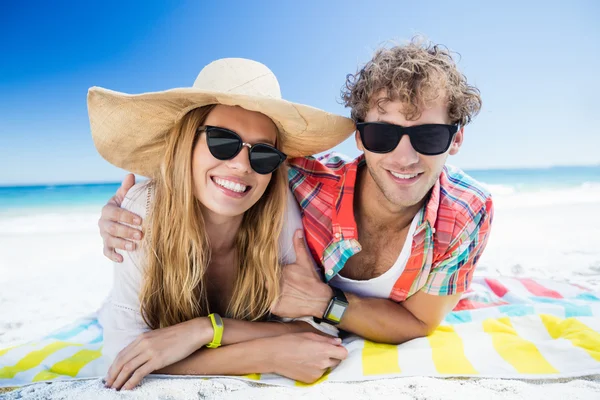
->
xmin=99 ymin=38 xmax=493 ymax=345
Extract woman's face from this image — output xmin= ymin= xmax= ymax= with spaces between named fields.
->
xmin=192 ymin=105 xmax=280 ymax=218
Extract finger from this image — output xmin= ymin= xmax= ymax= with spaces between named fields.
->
xmin=325 ymin=344 xmax=349 ymax=361
xmin=104 ymin=246 xmax=123 ymax=263
xmin=328 ymin=358 xmax=342 ymax=369
xmin=102 ymin=200 xmax=143 ymax=226
xmin=105 ymin=340 xmax=143 ymax=387
xmin=105 ymin=219 xmax=143 ymax=241
xmin=116 ymin=174 xmax=136 ymax=202
xmin=106 ymin=236 xmax=137 ymax=252
xmin=111 ymin=353 xmax=148 ymax=390
xmin=121 ymin=360 xmax=154 ymax=391
xmin=292 ymin=230 xmax=312 ymax=266
xmin=303 ymin=332 xmax=342 ymax=345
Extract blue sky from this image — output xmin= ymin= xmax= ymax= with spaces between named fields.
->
xmin=1 ymin=0 xmax=598 ymax=185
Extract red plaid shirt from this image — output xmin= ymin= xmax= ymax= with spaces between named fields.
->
xmin=288 ymin=153 xmax=494 ymax=302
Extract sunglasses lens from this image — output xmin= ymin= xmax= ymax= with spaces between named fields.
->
xmin=359 ymin=124 xmax=400 ymax=153
xmin=249 ymin=145 xmax=285 ymax=174
xmin=409 ymin=125 xmax=454 ymax=155
xmin=206 ymin=128 xmax=241 ymax=160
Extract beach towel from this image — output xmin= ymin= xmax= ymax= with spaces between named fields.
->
xmin=1 ymin=276 xmax=599 ymax=388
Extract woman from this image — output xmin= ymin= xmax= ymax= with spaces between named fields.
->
xmin=90 ymin=58 xmax=355 ymax=390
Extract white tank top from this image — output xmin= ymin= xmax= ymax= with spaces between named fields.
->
xmin=330 ymin=214 xmax=419 ymax=299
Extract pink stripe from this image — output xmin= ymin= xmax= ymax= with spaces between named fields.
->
xmin=453 ymin=299 xmax=507 ymax=311
xmin=484 ymin=278 xmax=509 ymax=298
xmin=519 ymin=278 xmax=563 ymax=298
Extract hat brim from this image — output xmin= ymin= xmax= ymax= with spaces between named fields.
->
xmin=88 ymin=87 xmax=356 ymax=177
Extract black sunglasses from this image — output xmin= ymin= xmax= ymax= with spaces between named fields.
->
xmin=356 ymin=122 xmax=459 ymax=156
xmin=197 ymin=125 xmax=287 ymax=175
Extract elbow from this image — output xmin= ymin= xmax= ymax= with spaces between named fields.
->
xmin=387 ymin=320 xmax=435 ymax=345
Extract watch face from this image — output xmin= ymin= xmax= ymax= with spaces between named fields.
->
xmin=328 ymin=300 xmax=347 ymax=323
xmin=213 ymin=314 xmax=224 ymax=328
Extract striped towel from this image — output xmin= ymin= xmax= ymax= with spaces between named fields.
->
xmin=1 ymin=276 xmax=599 ymax=388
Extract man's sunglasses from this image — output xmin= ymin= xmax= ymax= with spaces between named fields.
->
xmin=197 ymin=126 xmax=287 ymax=175
xmin=356 ymin=122 xmax=459 ymax=156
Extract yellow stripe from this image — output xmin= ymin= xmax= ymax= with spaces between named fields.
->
xmin=241 ymin=373 xmax=261 ymax=381
xmin=540 ymin=315 xmax=600 ymax=362
xmin=0 ymin=346 xmax=16 ymax=358
xmin=483 ymin=317 xmax=558 ymax=374
xmin=32 ymin=371 xmax=60 ymax=382
xmin=428 ymin=325 xmax=477 ymax=375
xmin=0 ymin=342 xmax=76 ymax=379
xmin=362 ymin=340 xmax=401 ymax=376
xmin=295 ymin=370 xmax=330 ymax=387
xmin=32 ymin=349 xmax=102 ymax=381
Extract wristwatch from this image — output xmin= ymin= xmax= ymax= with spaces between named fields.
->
xmin=317 ymin=287 xmax=348 ymax=325
xmin=206 ymin=313 xmax=224 ymax=348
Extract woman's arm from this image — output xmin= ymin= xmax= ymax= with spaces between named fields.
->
xmin=155 ymin=333 xmax=347 ymax=388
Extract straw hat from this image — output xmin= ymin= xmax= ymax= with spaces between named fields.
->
xmin=88 ymin=58 xmax=355 ymax=177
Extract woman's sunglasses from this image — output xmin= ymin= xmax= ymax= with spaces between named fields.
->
xmin=356 ymin=122 xmax=459 ymax=156
xmin=198 ymin=125 xmax=287 ymax=175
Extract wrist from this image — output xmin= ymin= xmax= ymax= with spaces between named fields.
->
xmin=311 ymin=284 xmax=334 ymax=318
xmin=192 ymin=317 xmax=214 ymax=349
xmin=253 ymin=337 xmax=277 ymax=374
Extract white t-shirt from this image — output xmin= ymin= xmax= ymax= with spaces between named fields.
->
xmin=330 ymin=214 xmax=418 ymax=298
xmin=97 ymin=182 xmax=335 ymax=364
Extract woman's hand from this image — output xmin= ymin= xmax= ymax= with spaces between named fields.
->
xmin=105 ymin=317 xmax=212 ymax=390
xmin=264 ymin=332 xmax=348 ymax=384
xmin=99 ymin=173 xmax=144 ymax=262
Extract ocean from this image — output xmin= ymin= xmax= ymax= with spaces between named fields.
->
xmin=1 ymin=165 xmax=598 ymax=214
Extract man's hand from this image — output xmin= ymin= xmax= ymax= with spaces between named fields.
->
xmin=104 ymin=318 xmax=212 ymax=391
xmin=271 ymin=230 xmax=333 ymax=319
xmin=99 ymin=174 xmax=144 ymax=262
xmin=264 ymin=332 xmax=348 ymax=384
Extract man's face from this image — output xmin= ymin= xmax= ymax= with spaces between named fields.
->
xmin=356 ymin=91 xmax=464 ymax=211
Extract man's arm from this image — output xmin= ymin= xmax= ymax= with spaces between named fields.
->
xmin=326 ymin=201 xmax=493 ymax=344
xmin=335 ymin=291 xmax=462 ymax=344
xmin=274 ymin=201 xmax=493 ymax=344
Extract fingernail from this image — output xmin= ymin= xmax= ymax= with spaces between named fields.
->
xmin=134 ymin=218 xmax=142 ymax=225
xmin=126 ymin=243 xmax=134 ymax=251
xmin=296 ymin=230 xmax=304 ymax=239
xmin=134 ymin=232 xmax=142 ymax=240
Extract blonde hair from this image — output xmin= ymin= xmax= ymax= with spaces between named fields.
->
xmin=139 ymin=106 xmax=287 ymax=329
xmin=341 ymin=37 xmax=482 ymax=126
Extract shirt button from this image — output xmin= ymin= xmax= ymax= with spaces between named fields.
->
xmin=326 ymin=270 xmax=334 ymax=276
xmin=334 ymin=232 xmax=341 ymax=239
xmin=431 ymin=228 xmax=436 ymax=234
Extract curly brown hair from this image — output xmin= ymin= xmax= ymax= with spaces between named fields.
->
xmin=341 ymin=38 xmax=482 ymax=126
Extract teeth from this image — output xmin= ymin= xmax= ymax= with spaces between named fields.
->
xmin=390 ymin=171 xmax=419 ymax=180
xmin=214 ymin=178 xmax=247 ymax=193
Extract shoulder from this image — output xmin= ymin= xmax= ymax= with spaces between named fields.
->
xmin=122 ymin=181 xmax=153 ymax=218
xmin=439 ymin=165 xmax=493 ymax=220
xmin=288 ymin=152 xmax=353 ymax=176
xmin=435 ymin=166 xmax=493 ymax=247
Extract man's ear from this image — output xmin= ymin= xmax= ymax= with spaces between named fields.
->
xmin=355 ymin=130 xmax=364 ymax=152
xmin=448 ymin=127 xmax=464 ymax=156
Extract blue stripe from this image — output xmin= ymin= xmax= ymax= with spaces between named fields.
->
xmin=445 ymin=310 xmax=472 ymax=324
xmin=89 ymin=333 xmax=104 ymax=344
xmin=529 ymin=297 xmax=593 ymax=317
xmin=576 ymin=293 xmax=600 ymax=301
xmin=46 ymin=320 xmax=97 ymax=341
xmin=498 ymin=304 xmax=536 ymax=317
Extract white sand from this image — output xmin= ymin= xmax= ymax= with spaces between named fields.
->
xmin=1 ymin=185 xmax=600 ymax=399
